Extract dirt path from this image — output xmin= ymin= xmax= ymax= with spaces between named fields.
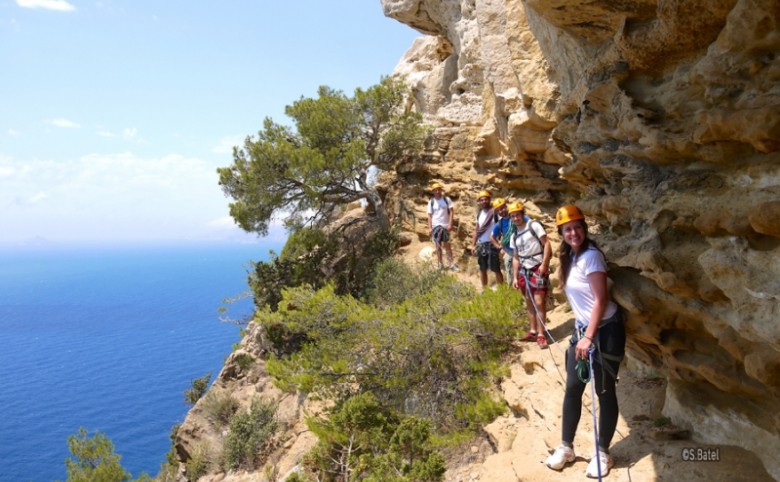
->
xmin=440 ymin=304 xmax=775 ymax=482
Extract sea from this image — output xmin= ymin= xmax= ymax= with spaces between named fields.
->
xmin=0 ymin=241 xmax=280 ymax=482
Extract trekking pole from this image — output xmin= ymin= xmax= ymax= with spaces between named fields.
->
xmin=588 ymin=347 xmax=603 ymax=481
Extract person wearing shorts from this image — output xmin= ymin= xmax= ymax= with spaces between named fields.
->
xmin=508 ymin=201 xmax=552 ymax=348
xmin=472 ymin=190 xmax=503 ymax=290
xmin=427 ymin=182 xmax=457 ymax=270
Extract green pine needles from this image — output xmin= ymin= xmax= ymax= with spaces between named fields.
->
xmin=260 ymin=260 xmax=527 ymax=480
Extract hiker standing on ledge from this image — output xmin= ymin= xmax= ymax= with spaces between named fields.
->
xmin=545 ymin=204 xmax=626 ymax=478
xmin=472 ymin=190 xmax=503 ymax=290
xmin=427 ymin=182 xmax=458 ymax=271
xmin=508 ymin=201 xmax=552 ymax=348
xmin=489 ymin=198 xmax=514 ymax=285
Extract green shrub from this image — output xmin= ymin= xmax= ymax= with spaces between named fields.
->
xmin=184 ymin=443 xmax=210 ymax=482
xmin=305 ymin=393 xmax=445 ymax=482
xmin=234 ymin=352 xmax=256 ymax=372
xmin=262 ymin=268 xmax=524 ymax=430
xmin=184 ymin=373 xmax=211 ymax=407
xmin=284 ymin=472 xmax=313 ymax=482
xmin=63 ymin=428 xmax=132 ymax=482
xmin=201 ymin=391 xmax=241 ymax=427
xmin=223 ymin=397 xmax=279 ymax=471
xmin=364 ymin=258 xmax=440 ymax=308
xmin=280 ymin=227 xmax=332 ymax=261
xmin=249 ymin=225 xmax=397 ymax=312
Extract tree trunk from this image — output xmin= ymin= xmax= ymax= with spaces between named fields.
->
xmin=365 ymin=188 xmax=389 ymax=230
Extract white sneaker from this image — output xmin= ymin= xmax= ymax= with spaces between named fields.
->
xmin=545 ymin=444 xmax=575 ymax=470
xmin=586 ymin=449 xmax=614 ymax=478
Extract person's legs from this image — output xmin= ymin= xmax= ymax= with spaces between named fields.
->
xmin=523 ymin=291 xmax=539 ymax=334
xmin=547 ymin=344 xmax=584 ymax=470
xmin=533 ymin=290 xmax=547 ymax=332
xmin=594 ymin=356 xmax=621 ymax=450
xmin=503 ymin=255 xmax=513 ymax=285
xmin=489 ymin=247 xmax=503 ymax=285
xmin=594 ymin=320 xmax=626 ymax=451
xmin=518 ymin=274 xmax=540 ymax=341
xmin=432 ymin=227 xmax=444 ymax=268
xmin=562 ymin=342 xmax=587 ymax=444
xmin=477 ymin=249 xmax=489 ymax=288
xmin=444 ymin=241 xmax=454 ymax=266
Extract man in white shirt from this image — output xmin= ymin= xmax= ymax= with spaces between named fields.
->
xmin=509 ymin=201 xmax=552 ymax=348
xmin=427 ymin=182 xmax=457 ymax=270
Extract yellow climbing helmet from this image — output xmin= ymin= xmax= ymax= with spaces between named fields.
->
xmin=477 ymin=190 xmax=491 ymax=200
xmin=492 ymin=198 xmax=507 ymax=209
xmin=555 ymin=204 xmax=585 ymax=226
xmin=430 ymin=182 xmax=443 ymax=191
xmin=507 ymin=201 xmax=524 ymax=214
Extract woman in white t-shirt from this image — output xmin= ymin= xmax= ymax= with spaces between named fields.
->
xmin=545 ymin=205 xmax=625 ymax=478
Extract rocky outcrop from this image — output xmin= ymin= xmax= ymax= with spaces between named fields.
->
xmin=382 ymin=0 xmax=780 ymax=478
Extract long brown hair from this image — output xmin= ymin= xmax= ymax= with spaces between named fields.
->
xmin=557 ymin=220 xmax=601 ymax=286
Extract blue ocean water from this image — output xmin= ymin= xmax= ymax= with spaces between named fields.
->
xmin=0 ymin=242 xmax=279 ymax=481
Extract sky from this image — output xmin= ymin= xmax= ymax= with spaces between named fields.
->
xmin=0 ymin=0 xmax=422 ymax=246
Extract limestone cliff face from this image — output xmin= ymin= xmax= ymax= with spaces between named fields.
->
xmin=382 ymin=0 xmax=779 ymax=477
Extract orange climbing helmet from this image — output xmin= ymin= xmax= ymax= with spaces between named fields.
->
xmin=507 ymin=201 xmax=524 ymax=214
xmin=492 ymin=198 xmax=507 ymax=209
xmin=555 ymin=204 xmax=585 ymax=226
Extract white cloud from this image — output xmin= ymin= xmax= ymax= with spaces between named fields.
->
xmin=0 ymin=151 xmax=233 ymax=241
xmin=48 ymin=118 xmax=81 ymax=128
xmin=205 ymin=215 xmax=286 ymax=244
xmin=206 ymin=216 xmax=239 ymax=230
xmin=10 ymin=191 xmax=48 ymax=207
xmin=94 ymin=127 xmax=145 ymax=143
xmin=212 ymin=135 xmax=244 ymax=155
xmin=7 ymin=129 xmax=20 ymax=137
xmin=16 ymin=0 xmax=75 ymax=12
xmin=122 ymin=127 xmax=138 ymax=141
xmin=28 ymin=191 xmax=49 ymax=204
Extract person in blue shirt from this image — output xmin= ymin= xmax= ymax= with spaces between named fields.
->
xmin=489 ymin=198 xmax=514 ymax=284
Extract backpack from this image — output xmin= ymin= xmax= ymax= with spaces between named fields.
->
xmin=475 ymin=210 xmax=500 ymax=224
xmin=429 ymin=197 xmax=451 ymax=211
xmin=513 ymin=219 xmax=544 ymax=260
xmin=475 ymin=209 xmax=500 ymax=240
